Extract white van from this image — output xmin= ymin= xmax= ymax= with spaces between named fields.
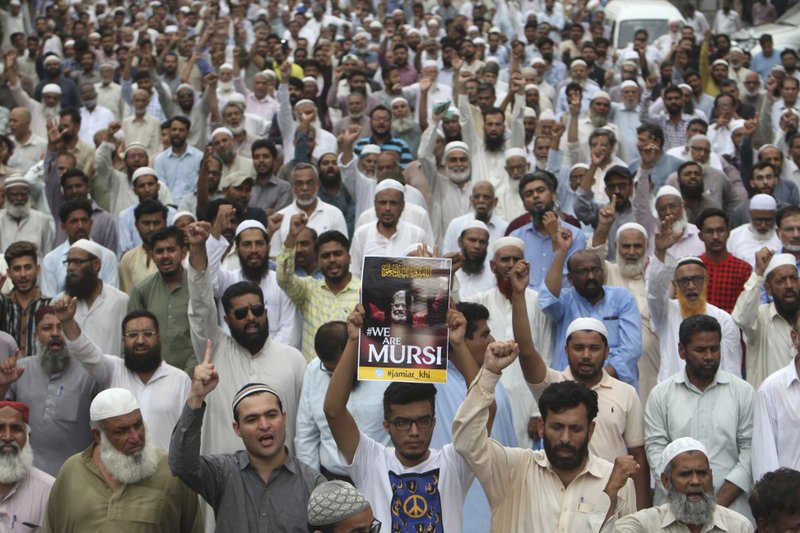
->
xmin=603 ymin=0 xmax=686 ymax=50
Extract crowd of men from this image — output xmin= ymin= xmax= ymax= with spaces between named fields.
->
xmin=0 ymin=0 xmax=798 ymax=530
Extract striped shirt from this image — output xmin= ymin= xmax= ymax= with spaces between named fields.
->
xmin=353 ymin=135 xmax=413 ymax=169
xmin=1 ymin=289 xmax=51 ymax=355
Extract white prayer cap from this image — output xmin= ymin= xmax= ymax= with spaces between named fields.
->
xmin=616 ymin=222 xmax=648 ymax=241
xmin=131 ymin=166 xmax=157 ymax=183
xmin=524 ymin=83 xmax=538 ymax=92
xmin=620 ymin=49 xmax=639 ymax=62
xmin=8 ymin=0 xmax=20 ymax=5
xmin=539 ymin=109 xmax=556 ymax=121
xmin=474 ymin=38 xmax=486 ymax=46
xmin=505 ymin=147 xmax=527 ymax=160
xmin=219 ymin=63 xmax=233 ymax=72
xmin=468 ymin=25 xmax=479 ymax=33
xmin=492 ymin=236 xmax=525 ymax=255
xmin=42 ymin=83 xmax=62 ymax=95
xmin=307 ymin=481 xmax=371 ymax=527
xmin=620 ymin=80 xmax=639 ymax=89
xmin=43 ymin=54 xmax=62 ymax=65
xmin=354 ymin=31 xmax=370 ymax=40
xmin=403 ymin=243 xmax=433 ymax=256
xmin=570 ymin=163 xmax=590 ymax=174
xmin=660 ymin=437 xmax=708 ymax=474
xmin=730 ymin=119 xmax=747 ymax=131
xmin=407 ymin=28 xmax=421 ymax=37
xmin=688 ymin=134 xmax=710 ymax=145
xmin=485 ymin=56 xmax=500 ymax=65
xmin=531 ymin=57 xmax=545 ymax=66
xmin=211 ymin=127 xmax=233 ymax=139
xmin=164 ymin=24 xmax=179 ymax=34
xmin=360 ymin=144 xmax=381 ymax=156
xmin=294 ymin=98 xmax=316 ymax=109
xmin=124 ymin=142 xmax=147 ymax=155
xmin=375 ymin=179 xmax=405 ymax=196
xmin=668 ymin=18 xmax=681 ymax=24
xmin=712 ymin=59 xmax=729 ymax=67
xmin=261 ymin=69 xmax=277 ymax=80
xmin=678 ymin=83 xmax=692 ymax=92
xmin=730 ymin=46 xmax=744 ymax=55
xmin=231 ymin=383 xmax=282 ymax=415
xmin=369 ymin=20 xmax=382 ymax=29
xmin=591 ymin=90 xmax=611 ymax=102
xmin=489 ymin=26 xmax=501 ymax=34
xmin=758 ymin=143 xmax=780 ymax=154
xmin=100 ymin=61 xmax=116 ymax=70
xmin=70 ymin=239 xmax=103 ymax=261
xmin=90 ymin=388 xmax=140 ymax=422
xmin=443 ymin=141 xmax=470 ymax=158
xmin=422 ymin=59 xmax=439 ymax=69
xmin=622 ymin=60 xmax=639 ymax=70
xmin=2 ymin=175 xmax=28 ymax=189
xmin=570 ymin=59 xmax=587 ymax=68
xmin=64 ymin=39 xmax=75 ymax=48
xmin=176 ymin=83 xmax=195 ymax=94
xmin=462 ymin=220 xmax=490 ymax=235
xmin=566 ymin=317 xmax=608 ymax=341
xmin=390 ymin=96 xmax=408 ymax=107
xmin=227 ymin=93 xmax=246 ymax=105
xmin=445 ymin=107 xmax=460 ymax=118
xmin=676 ymin=256 xmax=705 ymax=269
xmin=524 ymin=107 xmax=537 ymax=118
xmin=750 ymin=194 xmax=777 ymax=211
xmin=765 ymin=253 xmax=797 ymax=278
xmin=173 ymin=210 xmax=196 ymax=222
xmin=655 ymin=185 xmax=682 ymax=200
xmin=235 ymin=220 xmax=267 ymax=238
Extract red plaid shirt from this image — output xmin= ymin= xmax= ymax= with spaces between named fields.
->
xmin=701 ymin=253 xmax=753 ymax=313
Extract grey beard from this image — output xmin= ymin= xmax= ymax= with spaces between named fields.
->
xmin=42 ymin=105 xmax=61 ymax=120
xmin=672 ymin=212 xmax=688 ymax=235
xmin=623 ymin=99 xmax=639 ymax=111
xmin=617 ymin=255 xmax=645 ymax=278
xmin=0 ymin=441 xmax=33 ymax=484
xmin=228 ymin=124 xmax=245 ymax=135
xmin=667 ymin=485 xmax=716 ymax=526
xmin=6 ymin=203 xmax=29 ymax=219
xmin=590 ymin=113 xmax=608 ymax=128
xmin=99 ymin=430 xmax=159 ymax=484
xmin=37 ymin=341 xmax=71 ymax=376
xmin=393 ymin=116 xmax=415 ymax=133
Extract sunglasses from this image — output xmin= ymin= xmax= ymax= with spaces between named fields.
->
xmin=232 ymin=304 xmax=266 ymax=320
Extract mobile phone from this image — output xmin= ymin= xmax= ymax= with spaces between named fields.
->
xmin=433 ymin=100 xmax=451 ymax=115
xmin=281 ymin=39 xmax=289 ymax=54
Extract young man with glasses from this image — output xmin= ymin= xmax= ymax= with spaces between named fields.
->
xmin=52 ymin=295 xmax=190 ymax=452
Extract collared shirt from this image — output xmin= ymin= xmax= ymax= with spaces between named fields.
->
xmin=154 ymin=145 xmax=204 ymax=205
xmin=170 ymin=403 xmax=323 ymax=533
xmin=531 ymin=368 xmax=644 ymax=461
xmin=0 ymin=467 xmax=54 ymax=531
xmin=731 ymin=272 xmax=795 ymax=389
xmin=464 ymin=287 xmax=555 ymax=448
xmin=511 ymin=221 xmax=587 ymax=289
xmin=647 ymin=255 xmax=743 ymax=382
xmin=614 ymin=503 xmax=754 ymax=532
xmin=94 ymin=81 xmax=126 ymax=121
xmin=249 ymin=177 xmax=293 ymax=214
xmin=339 ymin=154 xmax=429 ymax=218
xmin=117 ymin=204 xmax=177 ymax=256
xmin=700 ymin=254 xmax=752 ymax=314
xmin=0 ymin=289 xmax=51 ymax=355
xmin=41 ymin=239 xmax=119 ymax=298
xmin=453 ymin=369 xmax=636 ymax=533
xmin=70 ymin=282 xmax=130 ymax=355
xmin=269 ymin=200 xmax=348 ymax=255
xmin=645 ymin=369 xmax=755 ymax=519
xmin=234 ymin=73 xmax=278 ymax=119
xmin=45 ymin=445 xmax=202 ymax=532
xmin=443 ymin=212 xmax=509 ymax=255
xmin=643 ymin=114 xmax=695 ymax=152
xmin=349 ymin=220 xmax=429 ymax=278
xmin=317 ymin=186 xmax=356 ymax=238
xmin=65 ymin=331 xmax=190 ymax=451
xmin=78 ymin=105 xmax=115 ymax=145
xmin=295 ymin=359 xmax=389 ymax=475
xmin=629 ymin=153 xmax=684 ymax=191
xmin=8 ymin=133 xmax=46 ymax=171
xmin=119 ymin=245 xmax=158 ymax=295
xmin=277 ymin=244 xmax=361 ymax=361
xmin=353 ymin=134 xmax=414 ymax=169
xmin=540 ymin=284 xmax=643 ymax=389
xmin=455 ymin=267 xmax=497 ymax=299
xmin=752 ymin=357 xmax=800 ymax=481
xmin=128 ymin=268 xmax=195 ymax=373
xmin=727 ymin=225 xmax=781 ymax=268
xmin=187 ymin=264 xmax=306 ymax=456
xmin=7 ymin=358 xmax=99 ymax=476
xmin=0 ymin=209 xmax=54 ymax=258
xmin=122 ymin=113 xmax=162 ymax=159
xmin=53 ymin=200 xmax=118 ymax=252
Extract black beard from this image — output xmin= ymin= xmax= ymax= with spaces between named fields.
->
xmin=179 ymin=102 xmax=193 ymax=112
xmin=229 ymin=319 xmax=269 ymax=354
xmin=544 ymin=434 xmax=589 ymax=471
xmin=319 ymin=169 xmax=342 ymax=188
xmin=65 ymin=270 xmax=98 ymax=299
xmin=61 ymin=131 xmax=74 ymax=143
xmin=444 ymin=133 xmax=462 ymax=144
xmin=683 ymin=100 xmax=695 ymax=114
xmin=123 ymin=344 xmax=162 ymax=374
xmin=239 ymin=255 xmax=270 ymax=283
xmin=170 ymin=136 xmax=186 ymax=149
xmin=577 ymin=281 xmax=603 ymax=301
xmin=461 ymin=250 xmax=487 ymax=275
xmin=484 ymin=133 xmax=504 ymax=152
xmin=686 ymin=358 xmax=719 ymax=382
xmin=666 ymin=104 xmax=682 ymax=116
xmin=680 ymin=182 xmax=704 ymax=199
xmin=530 ymin=202 xmax=556 ymax=225
xmin=774 ymin=293 xmax=800 ymax=318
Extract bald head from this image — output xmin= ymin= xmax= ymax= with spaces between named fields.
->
xmin=8 ymin=107 xmax=31 ymax=137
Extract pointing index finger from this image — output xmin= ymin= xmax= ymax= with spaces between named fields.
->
xmin=203 ymin=339 xmax=213 ymax=365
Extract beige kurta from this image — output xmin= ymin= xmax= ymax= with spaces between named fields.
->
xmin=118 ymin=245 xmax=158 ymax=295
xmin=0 ymin=208 xmax=55 ymax=257
xmin=612 ymin=502 xmax=753 ymax=532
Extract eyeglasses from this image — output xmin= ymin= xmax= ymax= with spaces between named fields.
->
xmin=63 ymin=258 xmax=94 ymax=267
xmin=676 ymin=275 xmax=705 ymax=288
xmin=573 ymin=267 xmax=603 ymax=277
xmin=367 ymin=520 xmax=382 ymax=533
xmin=388 ymin=415 xmax=433 ymax=431
xmin=124 ymin=330 xmax=158 ymax=340
xmin=232 ymin=304 xmax=265 ymax=320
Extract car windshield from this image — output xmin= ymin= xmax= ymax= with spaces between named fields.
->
xmin=618 ymin=20 xmax=669 ymax=49
xmin=777 ymin=2 xmax=800 ymax=25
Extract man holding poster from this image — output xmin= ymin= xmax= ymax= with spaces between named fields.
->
xmin=324 ymin=304 xmax=476 ymax=533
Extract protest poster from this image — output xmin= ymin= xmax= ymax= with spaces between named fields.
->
xmin=358 ymin=255 xmax=451 ymax=383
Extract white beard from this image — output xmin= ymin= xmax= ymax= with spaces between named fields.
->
xmin=296 ymin=196 xmax=315 ymax=207
xmin=672 ymin=212 xmax=688 ymax=235
xmin=617 ymin=255 xmax=645 ymax=279
xmin=99 ymin=430 xmax=159 ymax=485
xmin=750 ymin=224 xmax=774 ymax=241
xmin=0 ymin=441 xmax=33 ymax=484
xmin=447 ymin=167 xmax=471 ymax=183
xmin=42 ymin=105 xmax=61 ymax=120
xmin=393 ymin=116 xmax=414 ymax=133
xmin=6 ymin=203 xmax=29 ymax=219
xmin=534 ymin=159 xmax=547 ymax=170
xmin=228 ymin=124 xmax=245 ymax=135
xmin=623 ymin=99 xmax=639 ymax=111
xmin=218 ymin=80 xmax=235 ymax=93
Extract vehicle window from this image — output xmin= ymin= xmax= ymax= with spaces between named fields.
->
xmin=777 ymin=2 xmax=800 ymax=24
xmin=618 ymin=20 xmax=669 ymax=49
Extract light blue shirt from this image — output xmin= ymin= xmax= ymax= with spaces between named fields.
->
xmin=154 ymin=145 xmax=204 ymax=205
xmin=41 ymin=239 xmax=120 ymax=298
xmin=433 ymin=362 xmax=517 ymax=533
xmin=750 ymin=50 xmax=783 ymax=81
xmin=117 ymin=204 xmax=177 ymax=257
xmin=539 ymin=284 xmax=642 ymax=390
xmin=511 ymin=221 xmax=587 ymax=289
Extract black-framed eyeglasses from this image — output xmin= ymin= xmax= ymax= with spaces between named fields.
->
xmin=63 ymin=258 xmax=94 ymax=267
xmin=232 ymin=304 xmax=266 ymax=320
xmin=573 ymin=267 xmax=603 ymax=277
xmin=676 ymin=275 xmax=705 ymax=288
xmin=124 ymin=330 xmax=158 ymax=340
xmin=388 ymin=415 xmax=433 ymax=431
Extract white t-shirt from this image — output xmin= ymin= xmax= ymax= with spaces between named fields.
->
xmin=343 ymin=432 xmax=473 ymax=532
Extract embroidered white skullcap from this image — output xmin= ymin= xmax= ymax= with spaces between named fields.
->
xmin=422 ymin=59 xmax=439 ymax=69
xmin=676 ymin=256 xmax=705 ymax=269
xmin=90 ymin=388 xmax=139 ymax=422
xmin=591 ymin=90 xmax=611 ymax=102
xmin=294 ymin=98 xmax=316 ymax=109
xmin=235 ymin=219 xmax=267 ymax=238
xmin=524 ymin=107 xmax=537 ymax=118
xmin=360 ymin=144 xmax=381 ymax=156
xmin=131 ymin=166 xmax=157 ymax=183
xmin=485 ymin=56 xmax=500 ymax=65
xmin=2 ymin=175 xmax=28 ymax=189
xmin=176 ymin=83 xmax=195 ymax=93
xmin=219 ymin=62 xmax=233 ymax=71
xmin=730 ymin=119 xmax=746 ymax=131
xmin=407 ymin=28 xmax=421 ymax=36
xmin=42 ymin=83 xmax=62 ymax=95
xmin=730 ymin=46 xmax=743 ymax=55
xmin=124 ymin=142 xmax=147 ymax=155
xmin=689 ymin=134 xmax=710 ymax=145
xmin=655 ymin=185 xmax=682 ymax=200
xmin=570 ymin=163 xmax=590 ymax=173
xmin=750 ymin=194 xmax=777 ymax=211
xmin=70 ymin=239 xmax=103 ymax=261
xmin=765 ymin=253 xmax=797 ymax=278
xmin=211 ymin=127 xmax=233 ymax=139
xmin=492 ymin=236 xmax=525 ymax=255
xmin=505 ymin=147 xmax=527 ymax=160
xmin=443 ymin=141 xmax=470 ymax=158
xmin=231 ymin=383 xmax=282 ymax=414
xmin=539 ymin=109 xmax=556 ymax=121
xmin=531 ymin=57 xmax=545 ymax=66
xmin=354 ymin=31 xmax=370 ymax=40
xmin=173 ymin=210 xmax=196 ymax=222
xmin=99 ymin=61 xmax=116 ymax=70
xmin=369 ymin=20 xmax=382 ymax=29
xmin=390 ymin=96 xmax=408 ymax=107
xmin=712 ymin=59 xmax=729 ymax=67
xmin=462 ymin=220 xmax=490 ymax=235
xmin=660 ymin=437 xmax=708 ymax=474
xmin=616 ymin=222 xmax=648 ymax=241
xmin=620 ymin=80 xmax=639 ymax=89
xmin=570 ymin=59 xmax=587 ymax=68
xmin=307 ymin=480 xmax=371 ymax=526
xmin=445 ymin=107 xmax=460 ymax=117
xmin=375 ymin=179 xmax=405 ymax=195
xmin=566 ymin=317 xmax=608 ymax=340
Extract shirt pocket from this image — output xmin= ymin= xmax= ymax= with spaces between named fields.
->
xmin=107 ymin=485 xmax=164 ymax=524
xmin=602 ymin=318 xmax=621 ymax=348
xmin=54 ymin=392 xmax=82 ymax=423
